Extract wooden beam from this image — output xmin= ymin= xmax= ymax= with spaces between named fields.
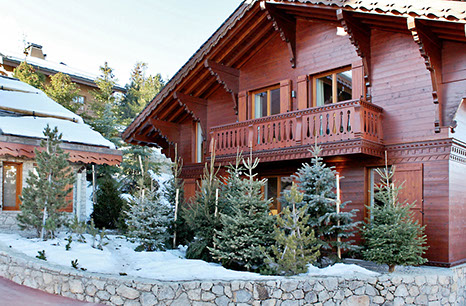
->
xmin=173 ymin=91 xmax=208 ymax=135
xmin=149 ymin=118 xmax=181 ymax=144
xmin=337 ymin=9 xmax=371 ymax=99
xmin=132 ymin=133 xmax=157 ymax=144
xmin=204 ymin=59 xmax=239 ymax=114
xmin=407 ymin=17 xmax=443 ymax=133
xmin=260 ymin=2 xmax=297 ymax=68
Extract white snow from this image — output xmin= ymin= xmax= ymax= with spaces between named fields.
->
xmin=0 ymin=233 xmax=379 ymax=281
xmin=0 ymin=75 xmax=41 ymax=94
xmin=0 ymin=117 xmax=115 ymax=149
xmin=306 ymin=263 xmax=379 ymax=277
xmin=0 ymin=88 xmax=84 ymax=124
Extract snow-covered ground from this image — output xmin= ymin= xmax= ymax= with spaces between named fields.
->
xmin=0 ymin=233 xmax=378 ymax=281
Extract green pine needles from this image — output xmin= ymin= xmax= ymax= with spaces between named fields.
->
xmin=210 ymin=151 xmax=275 ymax=272
xmin=362 ymin=165 xmax=428 ymax=272
xmin=267 ymin=183 xmax=320 ymax=275
xmin=291 ymin=145 xmax=359 ymax=257
xmin=17 ymin=125 xmax=75 ymax=240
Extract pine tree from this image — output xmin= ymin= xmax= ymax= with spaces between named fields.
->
xmin=90 ymin=62 xmax=117 ymax=119
xmin=12 ymin=61 xmax=45 ymax=90
xmin=17 ymin=125 xmax=75 ymax=240
xmin=183 ymin=149 xmax=222 ymax=261
xmin=118 ymin=62 xmax=164 ymax=125
xmin=267 ymin=183 xmax=320 ymax=275
xmin=125 ymin=170 xmax=174 ymax=251
xmin=361 ymin=165 xmax=428 ymax=272
xmin=292 ymin=144 xmax=359 ymax=256
xmin=44 ymin=72 xmax=81 ymax=113
xmin=210 ymin=152 xmax=275 ymax=272
xmin=91 ymin=175 xmax=125 ymax=229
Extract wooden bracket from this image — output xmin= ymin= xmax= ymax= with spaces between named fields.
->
xmin=204 ymin=59 xmax=239 ymax=114
xmin=173 ymin=91 xmax=207 ymax=136
xmin=261 ymin=2 xmax=296 ymax=68
xmin=336 ymin=9 xmax=371 ymax=97
xmin=132 ymin=133 xmax=156 ymax=144
xmin=407 ymin=17 xmax=443 ymax=133
xmin=149 ymin=118 xmax=180 ymax=144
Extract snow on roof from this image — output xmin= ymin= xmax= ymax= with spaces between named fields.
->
xmin=3 ymin=53 xmax=98 ymax=84
xmin=0 ymin=76 xmax=115 ymax=149
xmin=0 ymin=117 xmax=115 ymax=149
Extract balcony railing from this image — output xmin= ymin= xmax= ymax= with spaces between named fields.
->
xmin=210 ymin=99 xmax=383 ymax=157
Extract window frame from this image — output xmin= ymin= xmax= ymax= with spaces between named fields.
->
xmin=263 ymin=174 xmax=294 ymax=215
xmin=311 ymin=66 xmax=352 ymax=107
xmin=195 ymin=121 xmax=204 ymax=163
xmin=2 ymin=162 xmax=22 ymax=211
xmin=250 ymin=85 xmax=280 ymax=119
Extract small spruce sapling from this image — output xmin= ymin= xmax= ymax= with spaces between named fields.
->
xmin=36 ymin=250 xmax=47 ymax=261
xmin=361 ymin=164 xmax=428 ymax=272
xmin=71 ymin=259 xmax=79 ymax=269
xmin=65 ymin=235 xmax=73 ymax=251
xmin=210 ymin=151 xmax=275 ymax=271
xmin=87 ymin=219 xmax=99 ymax=249
xmin=97 ymin=228 xmax=108 ymax=250
xmin=267 ymin=183 xmax=320 ymax=275
xmin=69 ymin=215 xmax=86 ymax=243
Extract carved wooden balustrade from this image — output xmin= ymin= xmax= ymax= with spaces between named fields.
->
xmin=209 ymin=99 xmax=384 ymax=160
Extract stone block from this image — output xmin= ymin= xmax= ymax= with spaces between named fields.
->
xmin=158 ymin=286 xmax=175 ymax=300
xmin=318 ymin=290 xmax=330 ymax=302
xmin=110 ymin=295 xmax=124 ymax=305
xmin=96 ymin=290 xmax=110 ymax=300
xmin=234 ymin=290 xmax=252 ymax=303
xmin=140 ymin=292 xmax=157 ymax=306
xmin=69 ymin=280 xmax=84 ymax=294
xmin=85 ymin=285 xmax=97 ymax=296
xmin=341 ymin=295 xmax=370 ymax=306
xmin=281 ymin=280 xmax=298 ymax=292
xmin=212 ymin=285 xmax=223 ymax=295
xmin=188 ymin=289 xmax=202 ymax=300
xmin=202 ymin=291 xmax=216 ymax=301
xmin=292 ymin=289 xmax=304 ymax=299
xmin=172 ymin=293 xmax=190 ymax=306
xmin=117 ymin=284 xmax=140 ymax=300
xmin=438 ymin=275 xmax=449 ymax=286
xmin=409 ymin=285 xmax=420 ymax=297
xmin=323 ymin=278 xmax=338 ymax=291
xmin=215 ymin=295 xmax=230 ymax=306
xmin=305 ymin=291 xmax=318 ymax=303
xmin=372 ymin=296 xmax=384 ymax=304
xmin=201 ymin=282 xmax=213 ymax=291
xmin=281 ymin=301 xmax=299 ymax=306
xmin=394 ymin=284 xmax=408 ymax=297
xmin=415 ymin=276 xmax=426 ymax=286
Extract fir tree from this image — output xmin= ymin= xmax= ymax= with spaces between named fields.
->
xmin=90 ymin=62 xmax=117 ymax=119
xmin=44 ymin=72 xmax=81 ymax=113
xmin=17 ymin=125 xmax=75 ymax=240
xmin=361 ymin=165 xmax=428 ymax=272
xmin=183 ymin=149 xmax=222 ymax=261
xmin=91 ymin=174 xmax=125 ymax=229
xmin=267 ymin=183 xmax=320 ymax=275
xmin=292 ymin=145 xmax=359 ymax=256
xmin=210 ymin=152 xmax=275 ymax=272
xmin=118 ymin=62 xmax=164 ymax=125
xmin=125 ymin=173 xmax=174 ymax=251
xmin=12 ymin=61 xmax=45 ymax=90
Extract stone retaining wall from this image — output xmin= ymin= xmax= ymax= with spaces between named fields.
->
xmin=0 ymin=245 xmax=464 ymax=306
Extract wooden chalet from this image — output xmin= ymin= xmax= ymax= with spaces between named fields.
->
xmin=122 ymin=0 xmax=466 ymax=267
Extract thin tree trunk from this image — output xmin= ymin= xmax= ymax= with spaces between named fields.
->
xmin=388 ymin=264 xmax=395 ymax=273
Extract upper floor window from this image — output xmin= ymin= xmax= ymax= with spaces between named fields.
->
xmin=252 ymin=86 xmax=280 ymax=119
xmin=312 ymin=67 xmax=352 ymax=107
xmin=73 ymin=95 xmax=85 ymax=104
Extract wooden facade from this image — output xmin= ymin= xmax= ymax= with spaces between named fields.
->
xmin=123 ymin=0 xmax=466 ymax=267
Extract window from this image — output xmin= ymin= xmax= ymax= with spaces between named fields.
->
xmin=264 ymin=175 xmax=293 ymax=215
xmin=195 ymin=122 xmax=203 ymax=163
xmin=312 ymin=67 xmax=352 ymax=107
xmin=252 ymin=86 xmax=280 ymax=119
xmin=367 ymin=167 xmax=391 ymax=221
xmin=73 ymin=95 xmax=85 ymax=104
xmin=2 ymin=162 xmax=22 ymax=210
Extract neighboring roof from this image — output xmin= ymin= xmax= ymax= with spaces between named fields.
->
xmin=0 ymin=77 xmax=84 ymax=124
xmin=0 ymin=52 xmax=126 ymax=92
xmin=0 ymin=117 xmax=115 ymax=149
xmin=0 ymin=76 xmax=122 ymax=164
xmin=122 ymin=0 xmax=466 ymax=143
xmin=273 ymin=0 xmax=466 ymax=22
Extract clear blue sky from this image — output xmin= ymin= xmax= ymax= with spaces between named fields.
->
xmin=0 ymin=0 xmax=243 ymax=85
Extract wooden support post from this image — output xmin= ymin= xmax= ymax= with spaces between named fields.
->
xmin=336 ymin=174 xmax=341 ymax=260
xmin=173 ymin=188 xmax=179 ymax=249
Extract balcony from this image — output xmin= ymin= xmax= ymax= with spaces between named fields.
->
xmin=209 ymin=99 xmax=384 ymax=162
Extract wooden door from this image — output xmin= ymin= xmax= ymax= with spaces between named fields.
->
xmin=393 ymin=163 xmax=423 ymax=226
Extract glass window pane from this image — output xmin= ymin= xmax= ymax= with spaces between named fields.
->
xmin=196 ymin=122 xmax=203 ymax=163
xmin=316 ymin=75 xmax=333 ymax=106
xmin=337 ymin=70 xmax=352 ymax=102
xmin=3 ymin=164 xmax=18 ymax=208
xmin=266 ymin=177 xmax=278 ymax=214
xmin=270 ymin=88 xmax=280 ymax=115
xmin=280 ymin=176 xmax=293 ymax=194
xmin=254 ymin=92 xmax=267 ymax=118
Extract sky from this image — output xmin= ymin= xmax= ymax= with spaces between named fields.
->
xmin=0 ymin=0 xmax=243 ymax=86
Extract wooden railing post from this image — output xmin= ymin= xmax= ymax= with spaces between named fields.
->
xmin=248 ymin=124 xmax=254 ymax=149
xmin=295 ymin=115 xmax=302 ymax=145
xmin=353 ymin=102 xmax=363 ymax=138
